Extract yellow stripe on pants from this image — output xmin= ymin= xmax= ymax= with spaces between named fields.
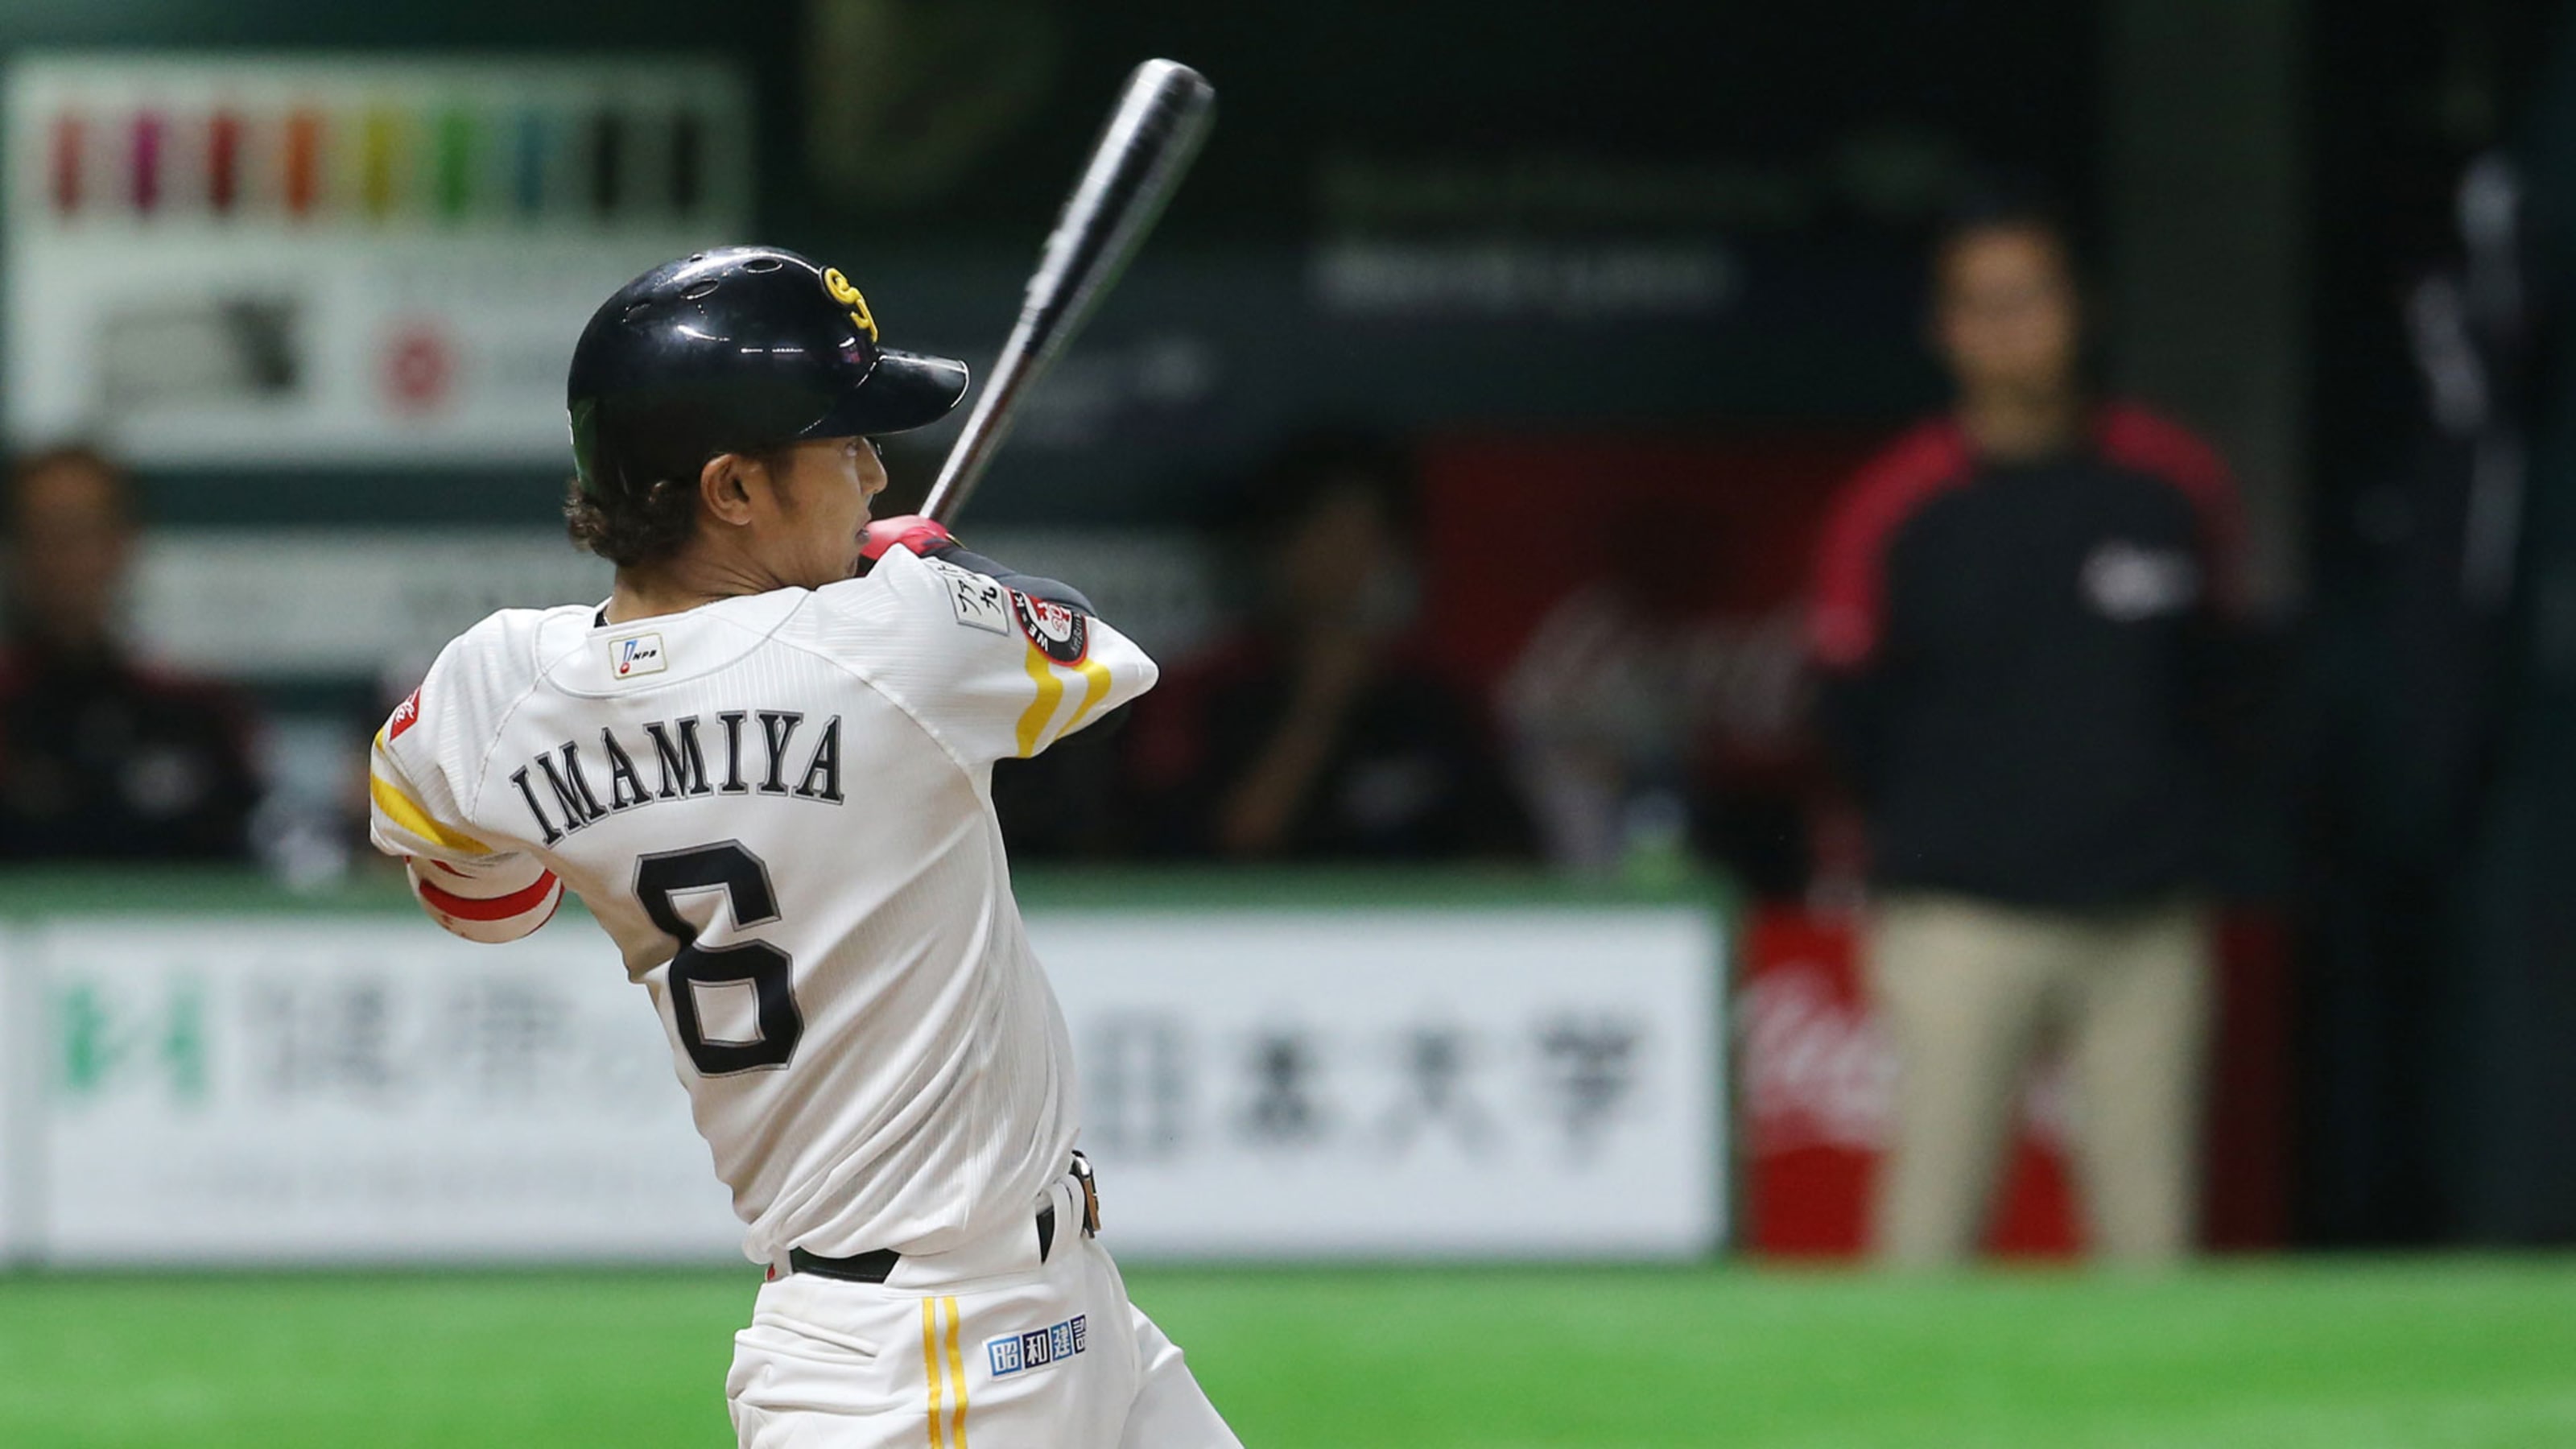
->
xmin=922 ymin=1297 xmax=968 ymax=1449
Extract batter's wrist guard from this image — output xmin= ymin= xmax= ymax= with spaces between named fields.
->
xmin=859 ymin=514 xmax=957 ymax=567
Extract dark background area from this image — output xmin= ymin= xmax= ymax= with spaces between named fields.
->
xmin=5 ymin=0 xmax=2110 ymax=528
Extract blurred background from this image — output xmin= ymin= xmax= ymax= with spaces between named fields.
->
xmin=3 ymin=0 xmax=2576 ymax=1444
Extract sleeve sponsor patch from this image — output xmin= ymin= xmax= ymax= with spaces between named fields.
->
xmin=386 ymin=687 xmax=423 ymax=741
xmin=924 ymin=556 xmax=1012 ymax=635
xmin=1011 ymin=589 xmax=1090 ymax=666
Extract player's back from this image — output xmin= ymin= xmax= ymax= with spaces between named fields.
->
xmin=369 ymin=547 xmax=1155 ymax=1263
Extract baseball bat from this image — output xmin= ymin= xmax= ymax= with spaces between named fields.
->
xmin=923 ymin=60 xmax=1216 ymax=524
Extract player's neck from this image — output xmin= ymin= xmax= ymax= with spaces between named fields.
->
xmin=604 ymin=551 xmax=785 ymax=625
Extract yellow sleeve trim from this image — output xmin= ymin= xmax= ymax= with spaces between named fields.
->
xmin=369 ymin=739 xmax=493 ymax=857
xmin=1063 ymin=658 xmax=1115 ymax=735
xmin=1013 ymin=644 xmax=1067 ymax=758
xmin=1013 ymin=650 xmax=1115 ymax=758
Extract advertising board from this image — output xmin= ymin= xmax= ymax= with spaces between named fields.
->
xmin=0 ymin=901 xmax=1724 ymax=1265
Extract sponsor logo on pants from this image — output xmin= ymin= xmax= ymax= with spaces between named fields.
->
xmin=985 ymin=1315 xmax=1087 ymax=1377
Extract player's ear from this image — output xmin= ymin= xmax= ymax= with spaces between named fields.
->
xmin=699 ymin=452 xmax=760 ymax=528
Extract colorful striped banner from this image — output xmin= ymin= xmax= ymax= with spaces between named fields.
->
xmin=29 ymin=90 xmax=727 ymax=228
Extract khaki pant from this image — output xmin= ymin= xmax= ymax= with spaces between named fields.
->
xmin=1866 ymin=892 xmax=2212 ymax=1266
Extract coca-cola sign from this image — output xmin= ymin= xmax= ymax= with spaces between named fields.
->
xmin=1740 ymin=962 xmax=1893 ymax=1153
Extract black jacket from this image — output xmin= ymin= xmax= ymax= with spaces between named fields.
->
xmin=1808 ymin=405 xmax=2244 ymax=907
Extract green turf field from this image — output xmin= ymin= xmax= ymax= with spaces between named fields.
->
xmin=3 ymin=1259 xmax=2573 ymax=1447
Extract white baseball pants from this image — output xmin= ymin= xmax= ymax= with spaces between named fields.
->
xmin=727 ymin=1173 xmax=1241 ymax=1448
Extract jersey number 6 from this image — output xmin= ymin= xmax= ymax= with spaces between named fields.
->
xmin=635 ymin=840 xmax=805 ymax=1075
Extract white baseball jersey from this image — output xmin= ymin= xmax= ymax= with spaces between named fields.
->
xmin=366 ymin=545 xmax=1155 ymax=1265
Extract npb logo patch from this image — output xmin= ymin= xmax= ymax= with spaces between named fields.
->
xmin=612 ymin=633 xmax=667 ymax=679
xmin=986 ymin=1315 xmax=1086 ymax=1378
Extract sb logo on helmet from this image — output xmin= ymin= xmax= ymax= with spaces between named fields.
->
xmin=820 ymin=267 xmax=880 ymax=344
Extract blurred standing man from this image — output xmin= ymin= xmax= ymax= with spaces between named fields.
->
xmin=1808 ymin=202 xmax=2245 ymax=1265
xmin=0 ymin=447 xmax=262 ymax=861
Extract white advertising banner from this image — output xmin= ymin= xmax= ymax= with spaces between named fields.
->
xmin=6 ymin=902 xmax=1724 ymax=1265
xmin=4 ymin=55 xmax=749 ymax=464
xmin=1037 ymin=909 xmax=1723 ymax=1257
xmin=33 ymin=918 xmax=740 ymax=1265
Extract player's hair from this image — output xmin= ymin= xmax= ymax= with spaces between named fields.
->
xmin=564 ymin=467 xmax=700 ymax=570
xmin=564 ymin=440 xmax=794 ymax=570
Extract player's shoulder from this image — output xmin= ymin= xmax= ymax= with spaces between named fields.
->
xmin=804 ymin=545 xmax=1020 ymax=644
xmin=443 ymin=598 xmax=589 ymax=654
xmin=437 ymin=604 xmax=590 ymax=674
xmin=408 ymin=605 xmax=593 ymax=733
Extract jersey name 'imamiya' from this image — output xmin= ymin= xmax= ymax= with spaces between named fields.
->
xmin=508 ymin=708 xmax=845 ymax=845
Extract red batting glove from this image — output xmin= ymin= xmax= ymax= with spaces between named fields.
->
xmin=859 ymin=514 xmax=956 ymax=568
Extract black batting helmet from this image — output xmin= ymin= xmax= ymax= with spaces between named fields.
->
xmin=566 ymin=246 xmax=968 ymax=504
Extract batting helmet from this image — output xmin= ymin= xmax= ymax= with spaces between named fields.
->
xmin=566 ymin=246 xmax=968 ymax=503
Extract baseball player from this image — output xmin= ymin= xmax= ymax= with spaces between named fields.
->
xmin=367 ymin=246 xmax=1241 ymax=1448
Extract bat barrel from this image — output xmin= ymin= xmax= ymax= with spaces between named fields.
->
xmin=924 ymin=60 xmax=1215 ymax=524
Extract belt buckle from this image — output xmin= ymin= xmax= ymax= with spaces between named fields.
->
xmin=1069 ymin=1150 xmax=1101 ymax=1236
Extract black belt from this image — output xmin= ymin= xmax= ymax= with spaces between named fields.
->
xmin=788 ymin=1203 xmax=1058 ymax=1286
xmin=786 ymin=1153 xmax=1096 ymax=1286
